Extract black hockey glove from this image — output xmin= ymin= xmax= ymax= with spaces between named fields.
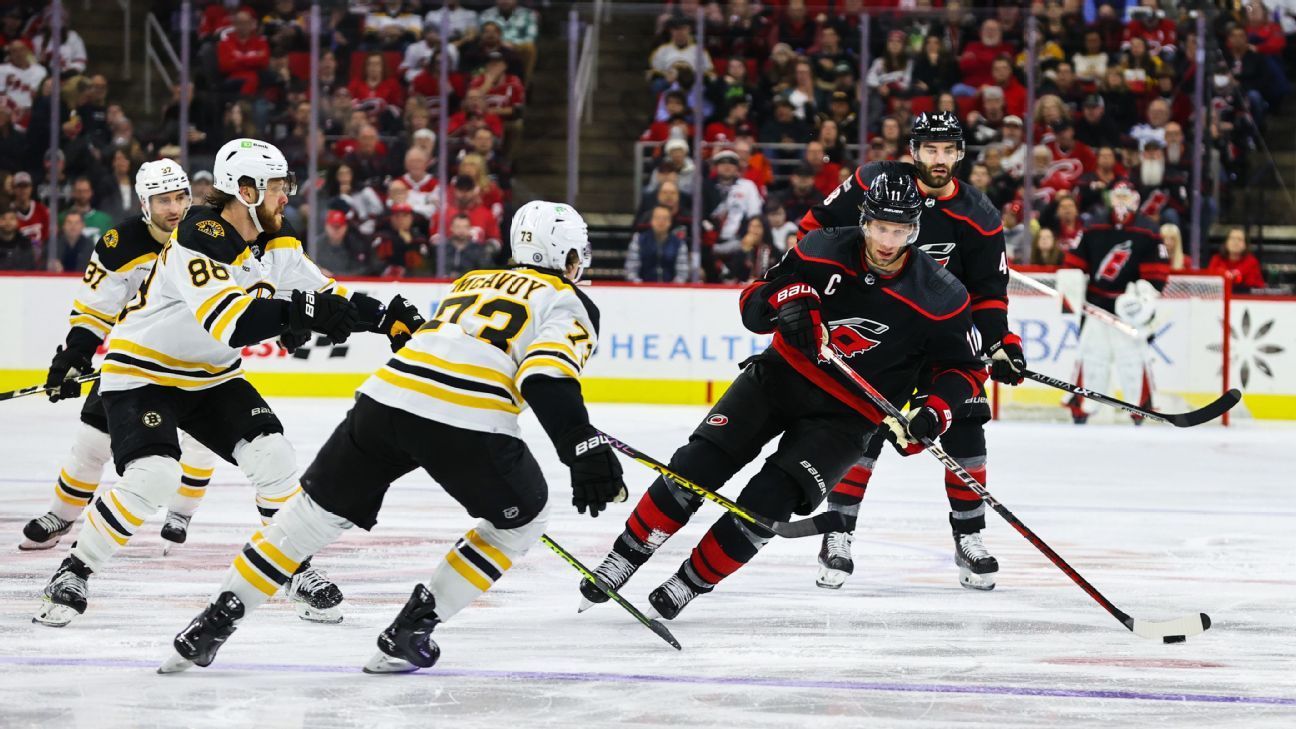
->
xmin=350 ymin=292 xmax=387 ymax=331
xmin=378 ymin=294 xmax=426 ymax=352
xmin=45 ymin=341 xmax=95 ymax=403
xmin=770 ymin=281 xmax=825 ymax=361
xmin=289 ymin=290 xmax=360 ymax=344
xmin=278 ymin=328 xmax=312 ymax=354
xmin=881 ymin=396 xmax=952 ymax=457
xmin=987 ymin=333 xmax=1026 ymax=386
xmin=557 ymin=425 xmax=627 ymax=518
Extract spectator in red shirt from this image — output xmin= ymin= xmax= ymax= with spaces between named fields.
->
xmin=456 ymin=152 xmax=506 ymax=223
xmin=429 ymin=174 xmax=502 ymax=256
xmin=343 ymin=123 xmax=393 ymax=186
xmin=1122 ymin=5 xmax=1176 ymax=58
xmin=1208 ymin=228 xmax=1266 ymax=292
xmin=802 ymin=140 xmax=841 ymax=197
xmin=987 ymin=56 xmax=1027 ymax=117
xmin=1244 ymin=1 xmax=1286 ymax=58
xmin=218 ymin=8 xmax=270 ymax=96
xmin=704 ymin=97 xmax=752 ymax=146
xmin=1048 ymin=119 xmax=1097 ymax=173
xmin=959 ymin=18 xmax=1015 ymax=90
xmin=11 ymin=172 xmax=50 ymax=251
xmin=447 ymin=87 xmax=505 ymax=140
xmin=469 ymin=51 xmax=525 ymax=122
xmin=348 ymin=52 xmax=406 ymax=110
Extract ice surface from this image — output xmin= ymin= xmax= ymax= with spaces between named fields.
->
xmin=1 ymin=397 xmax=1294 ymax=728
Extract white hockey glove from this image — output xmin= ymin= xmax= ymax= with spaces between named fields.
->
xmin=1115 ymin=280 xmax=1158 ymax=328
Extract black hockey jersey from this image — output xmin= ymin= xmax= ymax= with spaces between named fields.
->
xmin=739 ymin=227 xmax=987 ymax=425
xmin=1063 ymin=212 xmax=1169 ymax=314
xmin=798 ymin=160 xmax=1011 ymax=347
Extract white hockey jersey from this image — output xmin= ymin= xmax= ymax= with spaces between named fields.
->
xmin=359 ymin=268 xmax=600 ymax=437
xmin=100 ymin=208 xmax=348 ymax=393
xmin=66 ymin=215 xmax=163 ymax=341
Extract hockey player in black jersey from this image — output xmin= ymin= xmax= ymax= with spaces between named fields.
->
xmin=20 ymin=160 xmax=219 ymax=553
xmin=1063 ymin=180 xmax=1170 ymax=424
xmin=577 ymin=172 xmax=987 ymax=620
xmin=800 ymin=111 xmax=1024 ymax=591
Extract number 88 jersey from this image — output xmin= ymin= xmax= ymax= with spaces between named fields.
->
xmin=359 ymin=267 xmax=601 ymax=438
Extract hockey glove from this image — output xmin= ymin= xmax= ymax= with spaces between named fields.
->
xmin=987 ymin=333 xmax=1026 ymax=385
xmin=770 ymin=281 xmax=825 ymax=361
xmin=45 ymin=343 xmax=94 ymax=402
xmin=881 ymin=396 xmax=952 ymax=457
xmin=557 ymin=425 xmax=627 ymax=518
xmin=1115 ymin=281 xmax=1157 ymax=328
xmin=378 ymin=294 xmax=426 ymax=352
xmin=289 ymin=290 xmax=360 ymax=344
xmin=350 ymin=292 xmax=387 ymax=331
xmin=278 ymin=328 xmax=312 ymax=354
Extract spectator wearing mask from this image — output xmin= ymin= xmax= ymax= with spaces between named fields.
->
xmin=433 ymin=213 xmax=492 ymax=278
xmin=0 ymin=206 xmax=38 ymax=270
xmin=316 ymin=209 xmax=373 ymax=276
xmin=52 ymin=209 xmax=93 ymax=273
xmin=625 ymin=205 xmax=690 ymax=283
xmin=1208 ymin=227 xmax=1266 ymax=293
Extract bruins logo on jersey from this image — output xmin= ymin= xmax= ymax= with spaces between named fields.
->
xmin=103 ymin=229 xmax=119 ymax=248
xmin=196 ymin=220 xmax=225 ymax=238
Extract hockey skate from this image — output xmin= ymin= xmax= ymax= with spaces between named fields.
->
xmin=288 ymin=561 xmax=344 ymax=623
xmin=20 ymin=512 xmax=73 ymax=551
xmin=160 ymin=512 xmax=191 ymax=555
xmin=577 ymin=548 xmax=641 ymax=612
xmin=816 ymin=531 xmax=855 ymax=590
xmin=158 ymin=591 xmax=245 ymax=673
xmin=364 ymin=584 xmax=441 ymax=674
xmin=953 ymin=531 xmax=998 ymax=591
xmin=33 ymin=556 xmax=91 ymax=627
xmin=647 ymin=571 xmax=710 ymax=621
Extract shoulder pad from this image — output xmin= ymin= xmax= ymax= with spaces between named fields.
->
xmin=95 ymin=215 xmax=160 ymax=272
xmin=797 ymin=226 xmax=862 ymax=270
xmin=176 ymin=208 xmax=247 ymax=263
xmin=943 ymin=183 xmax=1004 ymax=237
xmin=885 ymin=250 xmax=970 ymax=320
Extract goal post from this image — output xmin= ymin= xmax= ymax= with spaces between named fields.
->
xmin=992 ymin=266 xmax=1232 ymax=425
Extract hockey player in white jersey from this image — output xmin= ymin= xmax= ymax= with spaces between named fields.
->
xmin=34 ymin=138 xmax=424 ymax=628
xmin=159 ymin=200 xmax=627 ymax=675
xmin=21 ymin=160 xmax=219 ymax=554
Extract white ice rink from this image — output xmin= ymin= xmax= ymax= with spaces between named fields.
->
xmin=1 ymin=397 xmax=1293 ymax=728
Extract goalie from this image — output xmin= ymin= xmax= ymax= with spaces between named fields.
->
xmin=1062 ymin=181 xmax=1170 ymax=424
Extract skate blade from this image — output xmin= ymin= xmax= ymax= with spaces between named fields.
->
xmin=958 ymin=567 xmax=997 ymax=591
xmin=816 ymin=567 xmax=849 ymax=590
xmin=296 ymin=603 xmax=344 ymax=624
xmin=577 ymin=596 xmax=598 ymax=613
xmin=362 ymin=652 xmax=421 ymax=674
xmin=157 ymin=652 xmax=195 ymax=674
xmin=32 ymin=602 xmax=78 ymax=627
xmin=161 ymin=541 xmax=174 ymax=557
xmin=18 ymin=537 xmax=62 ymax=551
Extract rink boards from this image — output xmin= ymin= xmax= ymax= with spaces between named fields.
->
xmin=0 ymin=274 xmax=1292 ymax=419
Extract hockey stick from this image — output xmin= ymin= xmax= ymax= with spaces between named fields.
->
xmin=596 ymin=431 xmax=847 ymax=539
xmin=822 ymin=346 xmax=1211 ymax=643
xmin=1009 ymin=268 xmax=1142 ymax=339
xmin=539 ymin=534 xmax=681 ymax=650
xmin=1010 ymin=365 xmax=1241 ymax=428
xmin=0 ymin=373 xmax=100 ymax=403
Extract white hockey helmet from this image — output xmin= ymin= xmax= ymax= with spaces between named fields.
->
xmin=135 ymin=158 xmax=191 ymax=226
xmin=509 ymin=200 xmax=592 ymax=281
xmin=213 ymin=138 xmax=297 ymax=233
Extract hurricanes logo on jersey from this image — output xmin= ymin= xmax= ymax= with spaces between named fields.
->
xmin=103 ymin=229 xmax=119 ymax=248
xmin=1097 ymin=240 xmax=1134 ymax=282
xmin=919 ymin=242 xmax=956 ymax=266
xmin=829 ymin=317 xmax=890 ymax=357
xmin=196 ymin=220 xmax=225 ymax=238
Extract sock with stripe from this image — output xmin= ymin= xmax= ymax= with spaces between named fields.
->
xmin=823 ymin=456 xmax=876 ymax=533
xmin=47 ymin=423 xmax=111 ymax=522
xmin=678 ymin=468 xmax=802 ymax=591
xmin=426 ymin=504 xmax=547 ymax=622
xmin=232 ymin=433 xmax=304 ymax=526
xmin=167 ymin=458 xmax=214 ymax=518
xmin=941 ymin=422 xmax=988 ymax=534
xmin=70 ymin=455 xmax=180 ymax=572
xmin=216 ymin=494 xmax=351 ymax=610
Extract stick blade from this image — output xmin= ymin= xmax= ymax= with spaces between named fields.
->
xmin=648 ymin=619 xmax=683 ymax=650
xmin=1170 ymin=389 xmax=1242 ymax=427
xmin=772 ymin=510 xmax=847 ymax=539
xmin=1130 ymin=612 xmax=1212 ymax=642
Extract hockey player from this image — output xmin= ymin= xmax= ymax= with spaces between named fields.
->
xmin=798 ymin=111 xmax=1023 ymax=591
xmin=21 ymin=160 xmax=219 ymax=554
xmin=578 ymin=172 xmax=987 ymax=621
xmin=159 ymin=201 xmax=626 ymax=674
xmin=1063 ymin=180 xmax=1169 ymax=424
xmin=33 ymin=138 xmax=422 ymax=628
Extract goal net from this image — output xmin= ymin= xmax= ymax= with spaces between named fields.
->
xmin=993 ymin=267 xmax=1233 ymax=424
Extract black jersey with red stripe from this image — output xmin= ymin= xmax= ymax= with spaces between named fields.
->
xmin=1063 ymin=212 xmax=1169 ymax=314
xmin=798 ymin=161 xmax=1011 ymax=347
xmin=738 ymin=226 xmax=987 ymax=425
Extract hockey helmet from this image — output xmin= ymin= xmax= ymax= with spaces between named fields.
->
xmin=213 ymin=138 xmax=296 ymax=234
xmin=859 ymin=172 xmax=923 ymax=247
xmin=510 ymin=200 xmax=592 ymax=282
xmin=909 ymin=110 xmax=965 ymax=158
xmin=135 ymin=158 xmax=191 ymax=226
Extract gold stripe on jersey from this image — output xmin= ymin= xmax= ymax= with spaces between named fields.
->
xmin=100 ymin=362 xmax=242 ymax=389
xmin=374 ymin=367 xmax=521 ymax=413
xmin=525 ymin=339 xmax=581 ymax=363
xmin=108 ymin=339 xmax=238 ymax=375
xmin=264 ymin=236 xmax=301 ymax=252
xmin=397 ymin=346 xmax=521 ymax=398
xmin=194 ymin=285 xmax=246 ymax=323
xmin=110 ymin=252 xmax=157 ymax=274
xmin=210 ymin=296 xmax=254 ymax=342
xmin=515 ymin=355 xmax=580 ymax=383
xmin=69 ymin=315 xmax=113 ymax=337
xmin=231 ymin=247 xmax=254 ymax=269
xmin=72 ymin=299 xmax=118 ymax=325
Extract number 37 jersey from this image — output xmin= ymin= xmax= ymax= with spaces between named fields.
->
xmin=359 ymin=267 xmax=601 ymax=438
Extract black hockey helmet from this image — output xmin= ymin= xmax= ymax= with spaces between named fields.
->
xmin=859 ymin=172 xmax=923 ymax=245
xmin=909 ymin=110 xmax=965 ymax=156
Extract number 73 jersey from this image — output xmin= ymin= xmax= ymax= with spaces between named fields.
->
xmin=358 ymin=267 xmax=601 ymax=438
